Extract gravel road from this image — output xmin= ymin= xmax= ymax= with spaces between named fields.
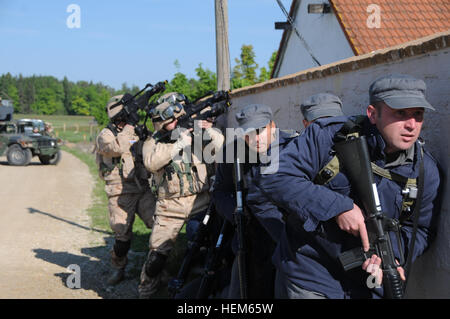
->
xmin=0 ymin=150 xmax=144 ymax=299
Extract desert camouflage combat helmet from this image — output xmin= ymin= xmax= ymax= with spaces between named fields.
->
xmin=106 ymin=95 xmax=125 ymax=120
xmin=150 ymin=92 xmax=187 ymax=131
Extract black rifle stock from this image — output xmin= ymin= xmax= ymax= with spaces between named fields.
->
xmin=335 ymin=136 xmax=404 ymax=299
xmin=233 ymin=157 xmax=248 ymax=299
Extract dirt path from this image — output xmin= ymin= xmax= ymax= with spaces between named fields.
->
xmin=0 ymin=150 xmax=143 ymax=299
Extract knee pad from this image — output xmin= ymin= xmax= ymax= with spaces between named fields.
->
xmin=145 ymin=251 xmax=168 ymax=278
xmin=113 ymin=239 xmax=131 ymax=258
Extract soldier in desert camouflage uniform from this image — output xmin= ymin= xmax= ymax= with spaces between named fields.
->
xmin=95 ymin=95 xmax=156 ymax=285
xmin=138 ymin=92 xmax=224 ymax=298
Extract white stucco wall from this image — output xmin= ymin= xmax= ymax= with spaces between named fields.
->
xmin=227 ymin=35 xmax=450 ymax=298
xmin=275 ymin=0 xmax=354 ymax=78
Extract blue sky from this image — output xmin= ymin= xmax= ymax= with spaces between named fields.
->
xmin=0 ymin=0 xmax=291 ymax=90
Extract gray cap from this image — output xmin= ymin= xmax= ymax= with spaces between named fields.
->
xmin=369 ymin=74 xmax=435 ymax=110
xmin=300 ymin=93 xmax=344 ymax=122
xmin=235 ymin=104 xmax=273 ymax=132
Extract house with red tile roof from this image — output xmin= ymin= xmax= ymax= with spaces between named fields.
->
xmin=272 ymin=0 xmax=450 ymax=78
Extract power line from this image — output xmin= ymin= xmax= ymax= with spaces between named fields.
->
xmin=275 ymin=0 xmax=321 ymax=66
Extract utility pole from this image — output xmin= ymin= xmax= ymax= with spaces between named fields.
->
xmin=215 ymin=0 xmax=230 ymax=91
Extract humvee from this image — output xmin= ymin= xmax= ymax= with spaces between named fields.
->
xmin=0 ymin=119 xmax=61 ymax=166
xmin=0 ymin=98 xmax=13 ymax=121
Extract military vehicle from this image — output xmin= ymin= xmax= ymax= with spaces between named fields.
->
xmin=0 ymin=119 xmax=61 ymax=166
xmin=0 ymin=98 xmax=14 ymax=121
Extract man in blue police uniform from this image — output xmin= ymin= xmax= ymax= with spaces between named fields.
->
xmin=213 ymin=103 xmax=299 ymax=298
xmin=300 ymin=93 xmax=344 ymax=129
xmin=248 ymin=74 xmax=441 ymax=298
xmin=247 ymin=93 xmax=345 ymax=244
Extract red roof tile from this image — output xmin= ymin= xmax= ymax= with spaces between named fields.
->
xmin=330 ymin=0 xmax=450 ymax=54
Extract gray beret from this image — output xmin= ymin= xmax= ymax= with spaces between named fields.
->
xmin=300 ymin=93 xmax=344 ymax=122
xmin=369 ymin=74 xmax=434 ymax=110
xmin=235 ymin=104 xmax=273 ymax=132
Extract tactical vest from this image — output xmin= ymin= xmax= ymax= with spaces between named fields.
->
xmin=150 ymin=130 xmax=212 ymax=198
xmin=313 ymin=116 xmax=422 ymax=220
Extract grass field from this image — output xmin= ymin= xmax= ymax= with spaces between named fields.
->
xmin=14 ymin=114 xmax=155 ymax=143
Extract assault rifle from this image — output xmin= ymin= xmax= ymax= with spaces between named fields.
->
xmin=335 ymin=135 xmax=405 ymax=299
xmin=109 ymin=81 xmax=167 ymax=140
xmin=112 ymin=81 xmax=167 ymax=187
xmin=156 ymin=90 xmax=231 ymax=141
xmin=196 ymin=219 xmax=232 ymax=299
xmin=178 ymin=90 xmax=231 ymax=129
xmin=233 ymin=157 xmax=248 ymax=299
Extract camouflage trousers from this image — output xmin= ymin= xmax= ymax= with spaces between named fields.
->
xmin=108 ymin=190 xmax=156 ymax=242
xmin=138 ymin=191 xmax=210 ymax=296
xmin=149 ymin=191 xmax=210 ymax=255
xmin=106 ymin=183 xmax=156 ymax=269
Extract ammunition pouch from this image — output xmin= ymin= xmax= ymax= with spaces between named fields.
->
xmin=99 ymin=156 xmax=122 ymax=179
xmin=153 ymin=160 xmax=210 ymax=199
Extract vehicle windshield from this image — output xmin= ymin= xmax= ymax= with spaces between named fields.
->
xmin=17 ymin=120 xmax=45 ymax=134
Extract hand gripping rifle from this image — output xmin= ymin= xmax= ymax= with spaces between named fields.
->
xmin=107 ymin=81 xmax=167 ymax=142
xmin=233 ymin=157 xmax=248 ymax=299
xmin=178 ymin=90 xmax=231 ymax=129
xmin=132 ymin=81 xmax=168 ymax=140
xmin=113 ymin=81 xmax=167 ymax=188
xmin=335 ymin=136 xmax=405 ymax=299
xmin=167 ymin=201 xmax=215 ymax=298
xmin=156 ymin=90 xmax=231 ymax=141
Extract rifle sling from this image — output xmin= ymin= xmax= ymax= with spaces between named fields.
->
xmin=403 ymin=144 xmax=424 ymax=290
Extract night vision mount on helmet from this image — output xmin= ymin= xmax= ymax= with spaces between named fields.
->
xmin=151 ymin=90 xmax=232 ymax=141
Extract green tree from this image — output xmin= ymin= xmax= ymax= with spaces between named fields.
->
xmin=0 ymin=73 xmax=14 ymax=96
xmin=166 ymin=72 xmax=194 ymax=102
xmin=192 ymin=63 xmax=217 ymax=99
xmin=259 ymin=51 xmax=277 ymax=82
xmin=5 ymin=84 xmax=19 ymax=112
xmin=71 ymin=96 xmax=90 ymax=116
xmin=21 ymin=78 xmax=35 ymax=113
xmin=232 ymin=44 xmax=259 ymax=89
xmin=32 ymin=76 xmax=65 ymax=115
xmin=31 ymin=88 xmax=61 ymax=115
xmin=0 ymin=43 xmax=277 ymax=121
xmin=62 ymin=76 xmax=73 ymax=114
xmin=90 ymin=88 xmax=110 ymax=126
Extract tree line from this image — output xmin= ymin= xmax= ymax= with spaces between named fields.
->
xmin=0 ymin=45 xmax=276 ymax=126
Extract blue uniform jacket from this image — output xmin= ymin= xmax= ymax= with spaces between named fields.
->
xmin=247 ymin=116 xmax=441 ymax=298
xmin=212 ymin=130 xmax=297 ymax=253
